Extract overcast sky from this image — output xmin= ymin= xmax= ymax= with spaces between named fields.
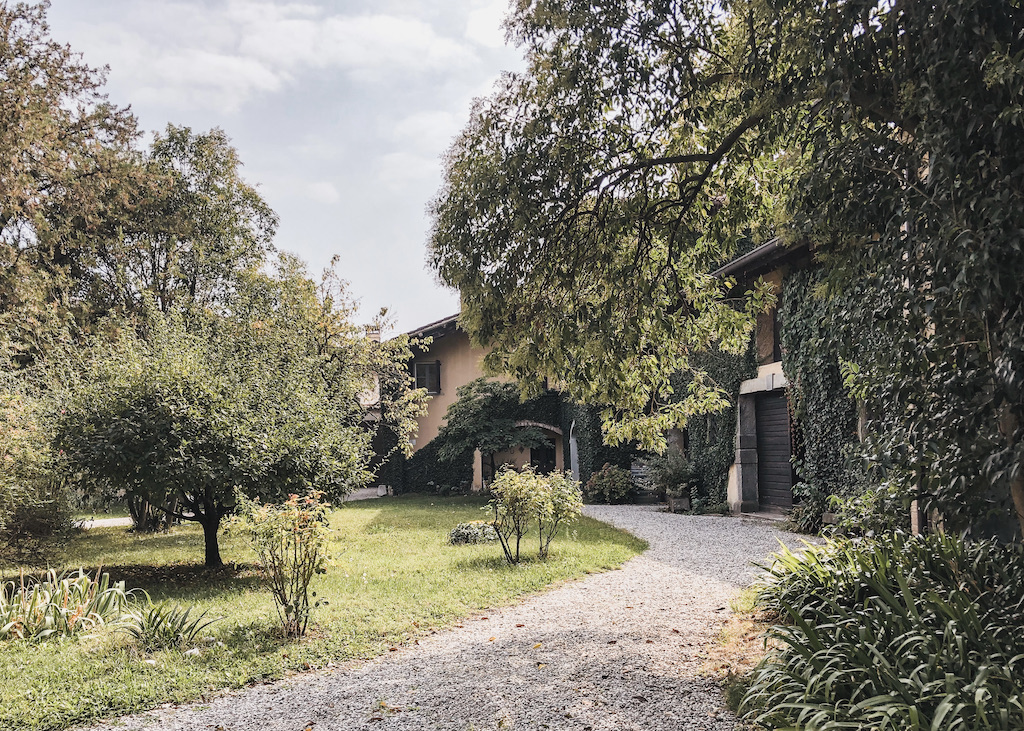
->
xmin=46 ymin=0 xmax=525 ymax=334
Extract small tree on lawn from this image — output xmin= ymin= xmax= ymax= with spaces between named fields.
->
xmin=436 ymin=378 xmax=549 ymax=480
xmin=53 ymin=258 xmax=423 ymax=566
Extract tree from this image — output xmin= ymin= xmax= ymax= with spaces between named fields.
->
xmin=435 ymin=378 xmax=550 ymax=480
xmin=0 ymin=1 xmax=138 ymax=361
xmin=430 ymin=0 xmax=1024 ymax=536
xmin=54 ymin=258 xmax=426 ymax=566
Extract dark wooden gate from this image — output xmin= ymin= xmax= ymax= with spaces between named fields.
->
xmin=755 ymin=390 xmax=794 ymax=509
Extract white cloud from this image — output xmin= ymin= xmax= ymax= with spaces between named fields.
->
xmin=305 ymin=181 xmax=341 ymax=204
xmin=62 ymin=1 xmax=479 ymax=114
xmin=391 ymin=110 xmax=462 ymax=153
xmin=375 ymin=151 xmax=440 ymax=192
xmin=465 ymin=0 xmax=509 ymax=48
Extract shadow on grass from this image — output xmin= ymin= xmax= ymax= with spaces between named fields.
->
xmin=2 ymin=562 xmax=264 ymax=602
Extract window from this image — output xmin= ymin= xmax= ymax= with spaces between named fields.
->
xmin=414 ymin=361 xmax=441 ymax=394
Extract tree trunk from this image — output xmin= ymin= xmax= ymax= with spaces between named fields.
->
xmin=200 ymin=513 xmax=222 ymax=567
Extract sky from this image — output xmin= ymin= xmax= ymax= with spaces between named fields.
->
xmin=46 ymin=0 xmax=526 ymax=334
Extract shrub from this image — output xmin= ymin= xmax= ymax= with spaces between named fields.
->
xmin=584 ymin=463 xmax=635 ymax=504
xmin=231 ymin=490 xmax=331 ymax=637
xmin=0 ymin=386 xmax=73 ymax=565
xmin=403 ymin=438 xmax=473 ymax=494
xmin=119 ymin=595 xmax=222 ymax=651
xmin=488 ymin=467 xmax=543 ymax=564
xmin=448 ymin=521 xmax=498 ymax=545
xmin=0 ymin=569 xmax=131 ymax=641
xmin=488 ymin=467 xmax=584 ymax=563
xmin=744 ymin=533 xmax=1024 ymax=730
xmin=643 ymin=451 xmax=697 ymax=501
xmin=536 ymin=471 xmax=583 ymax=558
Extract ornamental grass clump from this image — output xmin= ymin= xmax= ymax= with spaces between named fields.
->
xmin=0 ymin=568 xmax=130 ymax=641
xmin=118 ymin=592 xmax=222 ymax=651
xmin=231 ymin=490 xmax=331 ymax=638
xmin=488 ymin=467 xmax=582 ymax=564
xmin=743 ymin=533 xmax=1024 ymax=730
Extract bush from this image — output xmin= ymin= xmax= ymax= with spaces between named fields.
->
xmin=231 ymin=490 xmax=331 ymax=637
xmin=744 ymin=533 xmax=1024 ymax=730
xmin=0 ymin=569 xmax=131 ymax=641
xmin=584 ymin=463 xmax=635 ymax=504
xmin=488 ymin=468 xmax=542 ymax=563
xmin=0 ymin=386 xmax=73 ymax=565
xmin=403 ymin=438 xmax=473 ymax=494
xmin=643 ymin=451 xmax=697 ymax=500
xmin=536 ymin=470 xmax=583 ymax=558
xmin=448 ymin=521 xmax=498 ymax=545
xmin=488 ymin=467 xmax=583 ymax=563
xmin=119 ymin=596 xmax=222 ymax=651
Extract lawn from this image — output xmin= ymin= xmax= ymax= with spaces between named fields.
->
xmin=1 ymin=495 xmax=645 ymax=730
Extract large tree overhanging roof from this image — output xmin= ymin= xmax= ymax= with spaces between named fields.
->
xmin=712 ymin=238 xmax=811 ymax=281
xmin=406 ymin=312 xmax=460 ymax=340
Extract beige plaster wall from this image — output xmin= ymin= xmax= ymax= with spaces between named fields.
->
xmin=411 ymin=329 xmax=489 ymax=450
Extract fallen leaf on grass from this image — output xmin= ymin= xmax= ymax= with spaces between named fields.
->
xmin=533 ymin=642 xmax=542 ymax=648
xmin=488 ymin=637 xmax=496 ymax=642
xmin=537 ymin=663 xmax=547 ymax=668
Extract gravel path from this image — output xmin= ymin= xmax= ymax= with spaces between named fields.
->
xmin=88 ymin=506 xmax=809 ymax=731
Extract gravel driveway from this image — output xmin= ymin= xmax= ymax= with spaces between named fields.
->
xmin=88 ymin=506 xmax=807 ymax=731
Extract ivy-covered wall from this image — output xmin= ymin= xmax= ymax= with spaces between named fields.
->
xmin=778 ymin=266 xmax=859 ymax=531
xmin=560 ymin=400 xmax=637 ymax=485
xmin=671 ymin=346 xmax=758 ymax=508
xmin=385 ymin=387 xmax=573 ymax=494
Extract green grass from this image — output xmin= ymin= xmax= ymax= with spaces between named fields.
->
xmin=1 ymin=495 xmax=645 ymax=730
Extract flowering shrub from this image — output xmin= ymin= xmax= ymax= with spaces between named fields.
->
xmin=584 ymin=463 xmax=635 ymax=504
xmin=230 ymin=490 xmax=331 ymax=637
xmin=448 ymin=521 xmax=498 ymax=545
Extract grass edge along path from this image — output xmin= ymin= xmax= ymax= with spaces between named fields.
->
xmin=1 ymin=495 xmax=646 ymax=731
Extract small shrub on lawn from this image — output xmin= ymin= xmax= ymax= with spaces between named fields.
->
xmin=230 ymin=490 xmax=331 ymax=638
xmin=489 ymin=467 xmax=583 ymax=563
xmin=536 ymin=470 xmax=583 ymax=558
xmin=119 ymin=593 xmax=222 ymax=651
xmin=584 ymin=463 xmax=635 ymax=504
xmin=0 ymin=568 xmax=130 ymax=640
xmin=448 ymin=521 xmax=498 ymax=545
xmin=743 ymin=533 xmax=1024 ymax=730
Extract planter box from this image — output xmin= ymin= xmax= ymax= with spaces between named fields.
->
xmin=667 ymin=494 xmax=691 ymax=513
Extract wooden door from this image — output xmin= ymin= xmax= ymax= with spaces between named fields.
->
xmin=755 ymin=391 xmax=794 ymax=509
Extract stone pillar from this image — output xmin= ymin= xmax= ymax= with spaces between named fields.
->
xmin=472 ymin=448 xmax=484 ymax=492
xmin=729 ymin=393 xmax=760 ymax=513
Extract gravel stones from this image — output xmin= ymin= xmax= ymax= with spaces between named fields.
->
xmin=89 ymin=505 xmax=809 ymax=731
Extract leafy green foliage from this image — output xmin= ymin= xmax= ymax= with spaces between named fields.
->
xmin=430 ymin=0 xmax=1024 ymax=536
xmin=488 ymin=467 xmax=583 ymax=563
xmin=435 ymin=378 xmax=551 ymax=477
xmin=50 ymin=257 xmax=422 ymax=566
xmin=402 ymin=437 xmax=473 ymax=494
xmin=119 ymin=596 xmax=222 ymax=652
xmin=672 ymin=346 xmax=757 ymax=507
xmin=746 ymin=534 xmax=1024 ymax=729
xmin=230 ymin=490 xmax=331 ymax=638
xmin=778 ymin=268 xmax=860 ymax=533
xmin=1 ymin=569 xmax=130 ymax=641
xmin=0 ymin=367 xmax=72 ymax=564
xmin=535 ymin=470 xmax=583 ymax=558
xmin=584 ymin=463 xmax=635 ymax=504
xmin=643 ymin=450 xmax=697 ymax=500
xmin=447 ymin=521 xmax=498 ymax=545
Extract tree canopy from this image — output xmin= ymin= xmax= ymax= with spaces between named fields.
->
xmin=430 ymin=0 xmax=1024 ymax=535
